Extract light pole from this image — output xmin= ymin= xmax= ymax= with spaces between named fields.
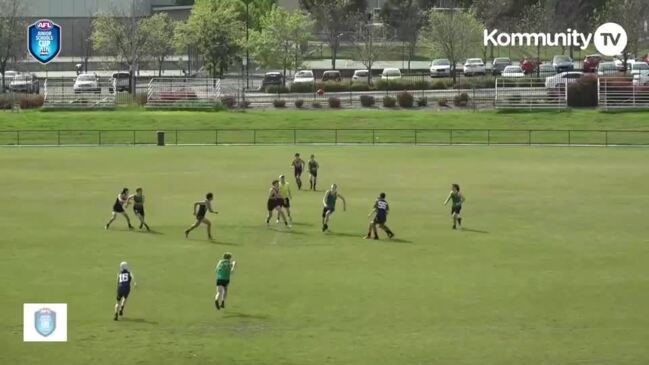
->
xmin=245 ymin=0 xmax=250 ymax=89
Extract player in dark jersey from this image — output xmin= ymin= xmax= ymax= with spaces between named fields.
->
xmin=365 ymin=193 xmax=395 ymax=240
xmin=114 ymin=261 xmax=135 ymax=321
xmin=444 ymin=184 xmax=466 ymax=230
xmin=105 ymin=188 xmax=134 ymax=230
xmin=291 ymin=153 xmax=305 ymax=190
xmin=308 ymin=154 xmax=319 ymax=191
xmin=322 ymin=184 xmax=346 ymax=232
xmin=185 ymin=193 xmax=218 ymax=240
xmin=129 ymin=188 xmax=150 ymax=232
xmin=266 ymin=180 xmax=289 ymax=227
xmin=214 ymin=252 xmax=237 ymax=310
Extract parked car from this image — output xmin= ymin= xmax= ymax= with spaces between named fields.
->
xmin=633 ymin=73 xmax=649 ymax=86
xmin=630 ymin=61 xmax=649 ymax=76
xmin=463 ymin=58 xmax=486 ymax=76
xmin=429 ymin=58 xmax=452 ymax=78
xmin=1 ymin=70 xmax=18 ymax=91
xmin=552 ymin=55 xmax=574 ymax=73
xmin=582 ymin=54 xmax=602 ymax=73
xmin=293 ymin=70 xmax=314 ymax=84
xmin=597 ymin=62 xmax=618 ymax=76
xmin=381 ymin=68 xmax=402 ymax=81
xmin=259 ymin=71 xmax=284 ymax=91
xmin=501 ymin=65 xmax=525 ymax=78
xmin=537 ymin=63 xmax=556 ymax=76
xmin=352 ymin=69 xmax=370 ymax=82
xmin=492 ymin=57 xmax=512 ymax=76
xmin=321 ymin=70 xmax=342 ymax=82
xmin=614 ymin=57 xmax=635 ymax=71
xmin=9 ymin=73 xmax=40 ymax=94
xmin=73 ymin=73 xmax=101 ymax=94
xmin=545 ymin=71 xmax=583 ymax=89
xmin=109 ymin=71 xmax=130 ymax=93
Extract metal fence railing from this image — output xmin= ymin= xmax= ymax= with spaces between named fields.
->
xmin=43 ymin=77 xmax=116 ymax=109
xmin=599 ymin=77 xmax=649 ymax=111
xmin=495 ymin=78 xmax=567 ymax=110
xmin=146 ymin=78 xmax=222 ymax=108
xmin=1 ymin=128 xmax=649 ymax=147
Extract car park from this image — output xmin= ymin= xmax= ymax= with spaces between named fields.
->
xmin=9 ymin=73 xmax=40 ymax=94
xmin=352 ymin=70 xmax=370 ymax=82
xmin=537 ymin=63 xmax=556 ymax=76
xmin=501 ymin=65 xmax=525 ymax=78
xmin=492 ymin=57 xmax=512 ymax=76
xmin=109 ymin=71 xmax=131 ymax=93
xmin=630 ymin=62 xmax=649 ymax=76
xmin=1 ymin=70 xmax=18 ymax=91
xmin=258 ymin=72 xmax=284 ymax=91
xmin=582 ymin=54 xmax=602 ymax=73
xmin=597 ymin=62 xmax=618 ymax=76
xmin=614 ymin=57 xmax=635 ymax=71
xmin=293 ymin=70 xmax=315 ymax=84
xmin=73 ymin=73 xmax=101 ymax=94
xmin=321 ymin=70 xmax=342 ymax=82
xmin=381 ymin=68 xmax=402 ymax=81
xmin=552 ymin=55 xmax=574 ymax=73
xmin=545 ymin=71 xmax=583 ymax=89
xmin=429 ymin=59 xmax=452 ymax=78
xmin=463 ymin=58 xmax=486 ymax=76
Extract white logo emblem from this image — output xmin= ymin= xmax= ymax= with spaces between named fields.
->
xmin=24 ymin=303 xmax=67 ymax=342
xmin=594 ymin=22 xmax=627 ymax=56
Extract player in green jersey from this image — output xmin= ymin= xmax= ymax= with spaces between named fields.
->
xmin=322 ymin=184 xmax=346 ymax=232
xmin=443 ymin=184 xmax=466 ymax=230
xmin=215 ymin=252 xmax=237 ymax=310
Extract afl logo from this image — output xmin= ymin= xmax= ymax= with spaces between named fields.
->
xmin=36 ymin=21 xmax=53 ymax=31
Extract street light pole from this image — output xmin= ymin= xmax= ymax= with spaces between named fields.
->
xmin=246 ymin=1 xmax=250 ymax=89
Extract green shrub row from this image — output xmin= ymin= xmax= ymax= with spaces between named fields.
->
xmin=266 ymin=78 xmax=501 ymax=94
xmin=0 ymin=94 xmax=44 ymax=109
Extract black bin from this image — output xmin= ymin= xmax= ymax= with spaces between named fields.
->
xmin=156 ymin=131 xmax=165 ymax=146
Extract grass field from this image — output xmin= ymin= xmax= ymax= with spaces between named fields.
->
xmin=1 ymin=144 xmax=649 ymax=365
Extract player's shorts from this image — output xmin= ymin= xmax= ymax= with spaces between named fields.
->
xmin=451 ymin=205 xmax=462 ymax=215
xmin=284 ymin=198 xmax=290 ymax=208
xmin=216 ymin=279 xmax=230 ymax=288
xmin=294 ymin=167 xmax=303 ymax=176
xmin=113 ymin=203 xmax=125 ymax=213
xmin=310 ymin=169 xmax=318 ymax=177
xmin=134 ymin=205 xmax=145 ymax=217
xmin=196 ymin=214 xmax=206 ymax=221
xmin=267 ymin=199 xmax=277 ymax=211
xmin=322 ymin=206 xmax=335 ymax=217
xmin=373 ymin=214 xmax=387 ymax=224
xmin=116 ymin=286 xmax=130 ymax=301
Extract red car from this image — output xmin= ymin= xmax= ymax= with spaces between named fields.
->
xmin=583 ymin=54 xmax=602 ymax=73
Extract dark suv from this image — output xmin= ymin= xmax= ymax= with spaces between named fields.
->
xmin=322 ymin=70 xmax=342 ymax=82
xmin=259 ymin=72 xmax=284 ymax=91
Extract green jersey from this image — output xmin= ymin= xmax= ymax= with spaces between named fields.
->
xmin=324 ymin=190 xmax=337 ymax=208
xmin=216 ymin=259 xmax=233 ymax=281
xmin=450 ymin=192 xmax=463 ymax=206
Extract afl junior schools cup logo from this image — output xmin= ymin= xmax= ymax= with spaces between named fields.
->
xmin=27 ymin=19 xmax=62 ymax=64
xmin=34 ymin=308 xmax=56 ymax=337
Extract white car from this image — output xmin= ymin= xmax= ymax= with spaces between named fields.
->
xmin=633 ymin=73 xmax=649 ymax=86
xmin=597 ymin=62 xmax=618 ymax=76
xmin=352 ymin=69 xmax=370 ymax=82
xmin=293 ymin=70 xmax=314 ymax=84
xmin=463 ymin=58 xmax=486 ymax=76
xmin=430 ymin=59 xmax=451 ymax=78
xmin=1 ymin=70 xmax=18 ymax=91
xmin=545 ymin=71 xmax=583 ymax=89
xmin=630 ymin=62 xmax=649 ymax=76
xmin=73 ymin=73 xmax=100 ymax=93
xmin=501 ymin=65 xmax=525 ymax=78
xmin=614 ymin=58 xmax=635 ymax=71
xmin=381 ymin=68 xmax=402 ymax=80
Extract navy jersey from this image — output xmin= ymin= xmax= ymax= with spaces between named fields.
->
xmin=117 ymin=269 xmax=132 ymax=290
xmin=374 ymin=198 xmax=389 ymax=219
xmin=197 ymin=202 xmax=207 ymax=217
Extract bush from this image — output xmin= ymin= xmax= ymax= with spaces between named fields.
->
xmin=568 ymin=74 xmax=598 ymax=107
xmin=453 ymin=93 xmax=469 ymax=107
xmin=438 ymin=98 xmax=449 ymax=107
xmin=413 ymin=79 xmax=430 ymax=90
xmin=350 ymin=83 xmax=372 ymax=92
xmin=397 ymin=91 xmax=414 ymax=108
xmin=360 ymin=95 xmax=375 ymax=107
xmin=328 ymin=96 xmax=341 ymax=108
xmin=19 ymin=95 xmax=44 ymax=109
xmin=135 ymin=94 xmax=148 ymax=106
xmin=311 ymin=101 xmax=322 ymax=108
xmin=416 ymin=97 xmax=428 ymax=107
xmin=316 ymin=81 xmax=350 ymax=93
xmin=383 ymin=96 xmax=396 ymax=108
xmin=266 ymin=85 xmax=289 ymax=94
xmin=456 ymin=77 xmax=495 ymax=89
xmin=295 ymin=99 xmax=304 ymax=108
xmin=431 ymin=80 xmax=449 ymax=90
xmin=220 ymin=96 xmax=236 ymax=108
xmin=0 ymin=95 xmax=12 ymax=110
xmin=241 ymin=100 xmax=251 ymax=108
xmin=289 ymin=82 xmax=314 ymax=93
xmin=273 ymin=99 xmax=286 ymax=108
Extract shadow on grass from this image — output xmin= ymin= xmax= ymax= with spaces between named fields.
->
xmin=327 ymin=231 xmax=361 ymax=238
xmin=268 ymin=227 xmax=307 ymax=235
xmin=389 ymin=238 xmax=414 ymax=244
xmin=223 ymin=311 xmax=269 ymax=320
xmin=291 ymin=222 xmax=314 ymax=227
xmin=120 ymin=317 xmax=159 ymax=325
xmin=461 ymin=227 xmax=489 ymax=234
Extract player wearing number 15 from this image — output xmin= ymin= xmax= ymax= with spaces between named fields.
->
xmin=114 ymin=261 xmax=136 ymax=321
xmin=214 ymin=253 xmax=236 ymax=310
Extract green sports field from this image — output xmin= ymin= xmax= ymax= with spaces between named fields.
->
xmin=1 ymin=141 xmax=649 ymax=364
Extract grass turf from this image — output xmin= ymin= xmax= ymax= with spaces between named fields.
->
xmin=1 ymin=110 xmax=649 ymax=146
xmin=1 ymin=145 xmax=648 ymax=365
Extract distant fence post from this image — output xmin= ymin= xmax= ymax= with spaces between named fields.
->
xmin=175 ymin=130 xmax=179 ymax=145
xmin=132 ymin=130 xmax=136 ymax=145
xmin=57 ymin=130 xmax=61 ymax=146
xmin=605 ymin=131 xmax=608 ymax=146
xmin=253 ymin=129 xmax=257 ymax=144
xmin=98 ymin=130 xmax=102 ymax=146
xmin=487 ymin=129 xmax=491 ymax=145
xmin=335 ymin=129 xmax=338 ymax=145
xmin=372 ymin=129 xmax=375 ymax=144
xmin=414 ymin=130 xmax=418 ymax=145
xmin=568 ymin=130 xmax=571 ymax=145
xmin=215 ymin=130 xmax=218 ymax=145
xmin=449 ymin=129 xmax=453 ymax=145
xmin=293 ymin=129 xmax=297 ymax=144
xmin=528 ymin=130 xmax=532 ymax=145
xmin=16 ymin=130 xmax=20 ymax=145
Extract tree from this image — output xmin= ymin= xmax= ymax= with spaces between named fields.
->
xmin=422 ymin=9 xmax=483 ymax=84
xmin=299 ymin=0 xmax=367 ymax=69
xmin=141 ymin=13 xmax=176 ymax=77
xmin=352 ymin=14 xmax=380 ymax=85
xmin=380 ymin=0 xmax=433 ymax=71
xmin=176 ymin=0 xmax=244 ymax=78
xmin=600 ymin=0 xmax=649 ymax=71
xmin=518 ymin=1 xmax=551 ymax=77
xmin=91 ymin=1 xmax=149 ymax=93
xmin=249 ymin=6 xmax=313 ymax=85
xmin=0 ymin=0 xmax=26 ymax=93
xmin=548 ymin=0 xmax=609 ymax=58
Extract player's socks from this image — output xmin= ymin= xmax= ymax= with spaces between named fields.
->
xmin=105 ymin=224 xmax=109 ymax=230
xmin=221 ymin=301 xmax=225 ymax=309
xmin=215 ymin=300 xmax=220 ymax=310
xmin=452 ymin=225 xmax=456 ymax=230
xmin=114 ymin=313 xmax=118 ymax=321
xmin=458 ymin=218 xmax=462 ymax=226
xmin=119 ymin=308 xmax=124 ymax=316
xmin=185 ymin=230 xmax=189 ymax=238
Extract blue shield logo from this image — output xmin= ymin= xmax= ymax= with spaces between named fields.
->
xmin=27 ymin=19 xmax=62 ymax=64
xmin=34 ymin=308 xmax=56 ymax=337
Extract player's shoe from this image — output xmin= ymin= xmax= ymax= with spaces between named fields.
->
xmin=105 ymin=224 xmax=109 ymax=230
xmin=215 ymin=300 xmax=220 ymax=310
xmin=185 ymin=230 xmax=190 ymax=238
xmin=452 ymin=225 xmax=457 ymax=230
xmin=364 ymin=235 xmax=371 ymax=239
xmin=113 ymin=313 xmax=118 ymax=321
xmin=322 ymin=224 xmax=328 ymax=232
xmin=387 ymin=232 xmax=395 ymax=239
xmin=119 ymin=308 xmax=124 ymax=317
xmin=221 ymin=301 xmax=225 ymax=309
